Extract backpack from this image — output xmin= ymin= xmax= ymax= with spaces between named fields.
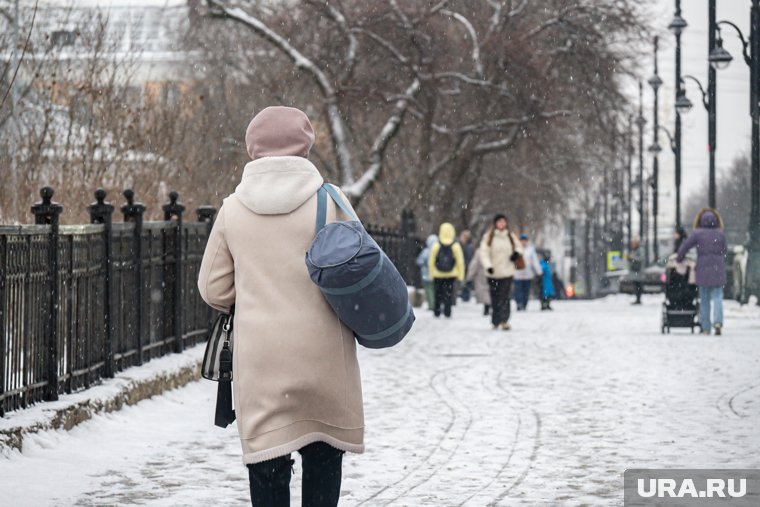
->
xmin=305 ymin=184 xmax=415 ymax=349
xmin=435 ymin=244 xmax=456 ymax=272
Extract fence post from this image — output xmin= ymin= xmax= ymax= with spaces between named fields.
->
xmin=0 ymin=234 xmax=6 ymax=416
xmin=121 ymin=189 xmax=146 ymax=365
xmin=196 ymin=206 xmax=216 ymax=342
xmin=163 ymin=192 xmax=185 ymax=354
xmin=31 ymin=187 xmax=63 ymax=401
xmin=401 ymin=209 xmax=418 ymax=286
xmin=87 ymin=189 xmax=115 ymax=378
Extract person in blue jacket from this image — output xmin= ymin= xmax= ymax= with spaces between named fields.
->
xmin=539 ymin=250 xmax=556 ymax=311
xmin=417 ymin=234 xmax=438 ymax=311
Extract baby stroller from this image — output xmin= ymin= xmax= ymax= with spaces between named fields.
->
xmin=661 ymin=256 xmax=699 ymax=334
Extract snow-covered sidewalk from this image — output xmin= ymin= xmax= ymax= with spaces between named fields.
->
xmin=2 ymin=295 xmax=759 ymax=506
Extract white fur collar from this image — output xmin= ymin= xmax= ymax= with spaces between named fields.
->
xmin=234 ymin=156 xmax=324 ymax=215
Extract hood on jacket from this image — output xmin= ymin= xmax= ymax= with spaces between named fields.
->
xmin=426 ymin=234 xmax=438 ymax=248
xmin=693 ymin=207 xmax=724 ymax=229
xmin=245 ymin=106 xmax=315 ymax=160
xmin=234 ymin=156 xmax=324 ymax=215
xmin=438 ymin=223 xmax=456 ymax=246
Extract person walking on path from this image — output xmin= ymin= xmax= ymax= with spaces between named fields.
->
xmin=676 ymin=208 xmax=728 ymax=335
xmin=417 ymin=234 xmax=438 ymax=311
xmin=538 ymin=250 xmax=556 ymax=311
xmin=428 ymin=222 xmax=466 ymax=318
xmin=197 ymin=106 xmax=364 ymax=507
xmin=627 ymin=236 xmax=644 ymax=305
xmin=467 ymin=247 xmax=492 ymax=316
xmin=480 ymin=214 xmax=524 ymax=330
xmin=458 ymin=229 xmax=475 ymax=302
xmin=513 ymin=233 xmax=542 ymax=311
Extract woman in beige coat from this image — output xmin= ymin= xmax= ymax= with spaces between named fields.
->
xmin=479 ymin=214 xmax=524 ymax=330
xmin=197 ymin=107 xmax=363 ymax=507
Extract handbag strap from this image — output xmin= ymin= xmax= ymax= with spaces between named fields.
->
xmin=315 ymin=183 xmax=358 ymax=233
xmin=507 ymin=232 xmax=518 ymax=254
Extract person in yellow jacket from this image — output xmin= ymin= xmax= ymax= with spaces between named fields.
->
xmin=428 ymin=222 xmax=466 ymax=318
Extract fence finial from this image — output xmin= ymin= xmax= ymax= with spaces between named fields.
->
xmin=31 ymin=186 xmax=63 ymax=225
xmin=87 ymin=189 xmax=114 ymax=225
xmin=162 ymin=191 xmax=185 ymax=221
xmin=121 ymin=189 xmax=146 ymax=223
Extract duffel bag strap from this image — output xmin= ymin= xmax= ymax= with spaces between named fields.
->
xmin=316 ymin=185 xmax=328 ymax=232
xmin=323 ymin=184 xmax=358 ymax=221
xmin=316 ymin=184 xmax=359 ymax=233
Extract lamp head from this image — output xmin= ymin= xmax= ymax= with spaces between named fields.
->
xmin=709 ymin=37 xmax=733 ymax=70
xmin=668 ymin=14 xmax=687 ymax=36
xmin=675 ymin=90 xmax=693 ymax=114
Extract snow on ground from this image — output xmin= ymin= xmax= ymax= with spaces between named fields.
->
xmin=1 ymin=295 xmax=759 ymax=506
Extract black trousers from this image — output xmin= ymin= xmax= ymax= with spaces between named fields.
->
xmin=247 ymin=442 xmax=344 ymax=507
xmin=433 ymin=278 xmax=456 ymax=317
xmin=489 ymin=277 xmax=513 ymax=326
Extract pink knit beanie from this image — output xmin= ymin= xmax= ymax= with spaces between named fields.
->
xmin=244 ymin=106 xmax=315 ymax=160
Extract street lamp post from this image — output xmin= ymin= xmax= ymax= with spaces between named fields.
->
xmin=708 ymin=0 xmax=718 ymax=208
xmin=669 ymin=0 xmax=687 ymax=230
xmin=636 ymin=82 xmax=647 ymax=263
xmin=709 ymin=0 xmax=760 ymax=303
xmin=627 ymin=116 xmax=634 ymax=251
xmin=648 ymin=36 xmax=663 ymax=261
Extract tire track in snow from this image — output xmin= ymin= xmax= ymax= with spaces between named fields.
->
xmin=717 ymin=381 xmax=760 ymax=419
xmin=477 ymin=370 xmax=542 ymax=506
xmin=356 ymin=364 xmax=472 ymax=506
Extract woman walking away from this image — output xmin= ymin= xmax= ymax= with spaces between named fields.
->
xmin=197 ymin=106 xmax=364 ymax=506
xmin=676 ymin=208 xmax=728 ymax=335
xmin=417 ymin=234 xmax=438 ymax=311
xmin=539 ymin=250 xmax=556 ymax=311
xmin=467 ymin=247 xmax=492 ymax=316
xmin=513 ymin=233 xmax=542 ymax=311
xmin=480 ymin=214 xmax=524 ymax=330
xmin=428 ymin=222 xmax=466 ymax=318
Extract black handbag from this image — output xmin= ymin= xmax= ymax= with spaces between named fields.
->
xmin=202 ymin=305 xmax=236 ymax=428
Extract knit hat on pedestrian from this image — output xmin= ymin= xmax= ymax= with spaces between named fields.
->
xmin=519 ymin=233 xmax=529 ymax=240
xmin=493 ymin=213 xmax=507 ymax=224
xmin=245 ymin=106 xmax=315 ymax=160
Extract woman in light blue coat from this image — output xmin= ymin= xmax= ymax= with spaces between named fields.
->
xmin=417 ymin=234 xmax=438 ymax=310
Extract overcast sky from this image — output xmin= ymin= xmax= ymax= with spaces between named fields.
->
xmin=634 ymin=0 xmax=752 ymax=227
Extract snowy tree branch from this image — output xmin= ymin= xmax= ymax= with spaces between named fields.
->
xmin=207 ymin=0 xmax=355 ymax=182
xmin=440 ymin=10 xmax=483 ymax=77
xmin=342 ymin=78 xmax=421 ymax=199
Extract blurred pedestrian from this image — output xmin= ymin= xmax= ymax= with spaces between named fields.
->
xmin=458 ymin=229 xmax=475 ymax=302
xmin=514 ymin=233 xmax=543 ymax=311
xmin=197 ymin=106 xmax=362 ymax=507
xmin=467 ymin=247 xmax=491 ymax=316
xmin=676 ymin=208 xmax=727 ymax=335
xmin=674 ymin=225 xmax=687 ymax=253
xmin=539 ymin=250 xmax=556 ymax=310
xmin=428 ymin=223 xmax=466 ymax=318
xmin=417 ymin=234 xmax=438 ymax=311
xmin=480 ymin=214 xmax=523 ymax=330
xmin=627 ymin=236 xmax=643 ymax=305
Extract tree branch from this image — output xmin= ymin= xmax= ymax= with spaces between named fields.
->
xmin=207 ymin=0 xmax=355 ymax=182
xmin=342 ymin=78 xmax=421 ymax=200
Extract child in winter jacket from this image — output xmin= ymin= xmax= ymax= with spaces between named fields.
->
xmin=539 ymin=250 xmax=556 ymax=311
xmin=428 ymin=223 xmax=465 ymax=317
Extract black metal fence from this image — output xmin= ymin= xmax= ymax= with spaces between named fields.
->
xmin=0 ymin=187 xmax=421 ymax=416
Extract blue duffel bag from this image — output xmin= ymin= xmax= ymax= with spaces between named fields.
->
xmin=305 ymin=184 xmax=415 ymax=349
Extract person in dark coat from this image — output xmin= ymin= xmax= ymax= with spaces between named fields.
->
xmin=674 ymin=225 xmax=688 ymax=253
xmin=676 ymin=208 xmax=727 ymax=335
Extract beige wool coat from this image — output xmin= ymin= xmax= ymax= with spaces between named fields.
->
xmin=479 ymin=229 xmax=524 ymax=279
xmin=197 ymin=156 xmax=364 ymax=465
